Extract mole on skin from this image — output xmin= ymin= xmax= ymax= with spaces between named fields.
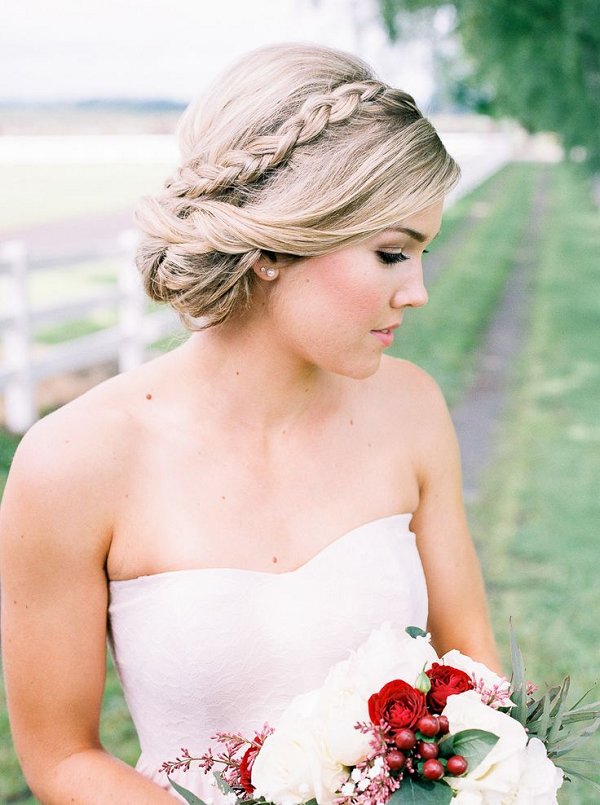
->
xmin=145 ymin=393 xmax=152 ymax=400
xmin=272 ymin=556 xmax=278 ymax=564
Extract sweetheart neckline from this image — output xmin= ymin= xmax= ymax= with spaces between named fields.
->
xmin=109 ymin=512 xmax=415 ymax=585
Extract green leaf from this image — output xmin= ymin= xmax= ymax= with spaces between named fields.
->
xmin=214 ymin=772 xmax=236 ymax=796
xmin=390 ymin=776 xmax=453 ymax=804
xmin=439 ymin=729 xmax=499 ymax=771
xmin=558 ymin=767 xmax=600 ymax=793
xmin=405 ymin=626 xmax=428 ymax=639
xmin=547 ymin=677 xmax=571 ymax=746
xmin=167 ymin=777 xmax=209 ymax=805
xmin=530 ymin=691 xmax=553 ymax=741
xmin=570 ymin=684 xmax=599 ymax=710
xmin=549 ymin=717 xmax=600 ymax=757
xmin=509 ymin=620 xmax=527 ymax=725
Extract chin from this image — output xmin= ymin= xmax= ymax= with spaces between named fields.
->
xmin=328 ymin=353 xmax=382 ymax=380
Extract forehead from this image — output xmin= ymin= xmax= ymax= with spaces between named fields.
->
xmin=388 ymin=202 xmax=444 ymax=240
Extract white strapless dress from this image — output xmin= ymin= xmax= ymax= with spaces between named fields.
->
xmin=108 ymin=513 xmax=428 ymax=802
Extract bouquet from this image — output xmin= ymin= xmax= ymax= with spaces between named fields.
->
xmin=161 ymin=623 xmax=600 ymax=804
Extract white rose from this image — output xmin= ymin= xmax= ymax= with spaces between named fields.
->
xmin=314 ymin=622 xmax=437 ymax=767
xmin=443 ymin=690 xmax=528 ymax=801
xmin=444 ymin=693 xmax=562 ymax=804
xmin=317 ymin=659 xmax=372 ymax=766
xmin=441 ymin=650 xmax=512 ymax=706
xmin=251 ymin=690 xmax=347 ymax=805
xmin=346 ymin=621 xmax=438 ymax=700
xmin=514 ymin=738 xmax=563 ymax=804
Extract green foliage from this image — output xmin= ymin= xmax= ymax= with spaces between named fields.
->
xmin=405 ymin=625 xmax=428 ymax=639
xmin=509 ymin=621 xmax=528 ymax=726
xmin=391 ymin=776 xmax=453 ymax=803
xmin=378 ymin=0 xmax=600 ymax=169
xmin=168 ymin=776 xmax=209 ymax=804
xmin=0 ymin=430 xmax=21 ymax=495
xmin=438 ymin=729 xmax=498 ymax=768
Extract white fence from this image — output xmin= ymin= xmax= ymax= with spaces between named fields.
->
xmin=0 ymin=233 xmax=180 ymax=434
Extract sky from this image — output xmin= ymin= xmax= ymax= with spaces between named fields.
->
xmin=0 ymin=0 xmax=439 ymax=106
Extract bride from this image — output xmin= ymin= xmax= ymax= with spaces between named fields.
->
xmin=0 ymin=43 xmax=500 ymax=803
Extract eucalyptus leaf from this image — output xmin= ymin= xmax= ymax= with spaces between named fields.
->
xmin=390 ymin=776 xmax=453 ymax=804
xmin=168 ymin=777 xmax=209 ymax=805
xmin=405 ymin=626 xmax=428 ymax=639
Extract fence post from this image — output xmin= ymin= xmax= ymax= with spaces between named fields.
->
xmin=1 ymin=240 xmax=37 ymax=434
xmin=117 ymin=229 xmax=145 ymax=373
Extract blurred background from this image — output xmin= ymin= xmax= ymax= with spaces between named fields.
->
xmin=1 ymin=0 xmax=599 ymax=802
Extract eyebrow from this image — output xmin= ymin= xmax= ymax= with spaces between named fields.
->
xmin=385 ymin=226 xmax=432 ymax=243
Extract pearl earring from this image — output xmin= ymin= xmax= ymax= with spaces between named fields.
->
xmin=260 ymin=266 xmax=279 ymax=279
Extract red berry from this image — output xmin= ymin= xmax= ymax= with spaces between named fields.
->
xmin=446 ymin=755 xmax=468 ymax=776
xmin=418 ymin=741 xmax=439 ymax=760
xmin=437 ymin=715 xmax=450 ymax=735
xmin=394 ymin=728 xmax=417 ymax=751
xmin=422 ymin=759 xmax=445 ymax=781
xmin=417 ymin=715 xmax=439 ymax=737
xmin=386 ymin=750 xmax=406 ymax=771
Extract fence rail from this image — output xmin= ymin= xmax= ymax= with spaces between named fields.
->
xmin=0 ymin=232 xmax=181 ymax=434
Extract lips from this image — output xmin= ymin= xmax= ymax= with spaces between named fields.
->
xmin=370 ymin=325 xmax=398 ymax=348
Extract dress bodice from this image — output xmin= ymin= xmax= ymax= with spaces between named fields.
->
xmin=107 ymin=513 xmax=428 ymax=801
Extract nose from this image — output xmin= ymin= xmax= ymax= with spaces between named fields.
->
xmin=391 ymin=264 xmax=429 ymax=309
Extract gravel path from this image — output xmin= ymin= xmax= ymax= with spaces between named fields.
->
xmin=451 ymin=166 xmax=550 ymax=502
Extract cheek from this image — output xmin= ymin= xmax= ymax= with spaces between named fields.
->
xmin=291 ymin=256 xmax=379 ymax=323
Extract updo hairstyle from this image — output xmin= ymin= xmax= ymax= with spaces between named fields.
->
xmin=135 ymin=43 xmax=460 ymax=329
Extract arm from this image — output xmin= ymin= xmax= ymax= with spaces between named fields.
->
xmin=407 ymin=368 xmax=502 ymax=672
xmin=0 ymin=411 xmax=176 ymax=803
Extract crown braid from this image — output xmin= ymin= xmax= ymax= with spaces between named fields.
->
xmin=166 ymin=80 xmax=387 ymax=200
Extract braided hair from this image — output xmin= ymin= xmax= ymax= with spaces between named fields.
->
xmin=135 ymin=44 xmax=459 ymax=329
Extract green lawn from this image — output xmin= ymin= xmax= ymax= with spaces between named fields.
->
xmin=1 ymin=162 xmax=599 ymax=801
xmin=390 ymin=162 xmax=539 ymax=406
xmin=470 ymin=163 xmax=600 ymax=803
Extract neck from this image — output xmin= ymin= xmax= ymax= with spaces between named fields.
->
xmin=175 ymin=317 xmax=340 ymax=432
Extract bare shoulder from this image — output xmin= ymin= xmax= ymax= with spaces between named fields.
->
xmin=368 ymin=356 xmax=459 ymax=479
xmin=10 ymin=375 xmax=137 ymax=492
xmin=1 ymin=368 xmax=149 ymax=563
xmin=376 ymin=355 xmax=449 ymax=419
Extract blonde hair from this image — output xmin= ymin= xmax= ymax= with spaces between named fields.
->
xmin=135 ymin=43 xmax=459 ymax=329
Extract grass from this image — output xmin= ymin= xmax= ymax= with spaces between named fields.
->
xmin=471 ymin=163 xmax=600 ymax=803
xmin=1 ymin=162 xmax=599 ymax=801
xmin=390 ymin=162 xmax=540 ymax=406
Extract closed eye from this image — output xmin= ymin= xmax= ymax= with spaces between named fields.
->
xmin=377 ymin=251 xmax=409 ymax=265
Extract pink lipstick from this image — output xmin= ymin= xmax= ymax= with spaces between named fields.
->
xmin=370 ymin=327 xmax=396 ymax=348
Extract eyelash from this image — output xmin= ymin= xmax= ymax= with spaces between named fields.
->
xmin=377 ymin=249 xmax=429 ymax=265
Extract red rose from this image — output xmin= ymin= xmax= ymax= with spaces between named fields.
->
xmin=368 ymin=679 xmax=428 ymax=733
xmin=239 ymin=737 xmax=263 ymax=795
xmin=426 ymin=663 xmax=474 ymax=713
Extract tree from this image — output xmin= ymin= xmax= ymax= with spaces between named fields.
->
xmin=378 ymin=0 xmax=600 ymax=169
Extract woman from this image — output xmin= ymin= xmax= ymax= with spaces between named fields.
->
xmin=0 ymin=44 xmax=500 ymax=803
